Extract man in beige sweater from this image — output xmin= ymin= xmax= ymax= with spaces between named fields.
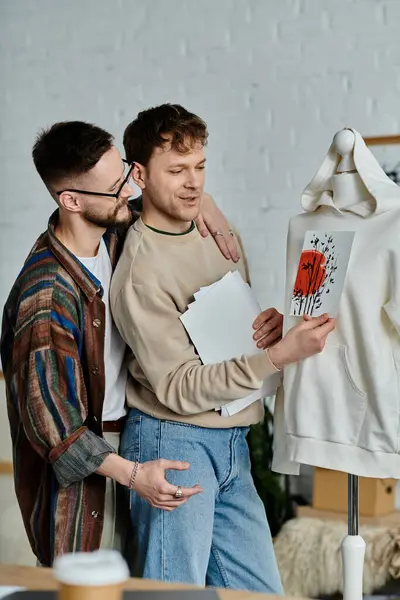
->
xmin=110 ymin=104 xmax=335 ymax=593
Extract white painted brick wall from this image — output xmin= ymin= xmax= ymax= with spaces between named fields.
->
xmin=0 ymin=0 xmax=399 ymax=562
xmin=1 ymin=0 xmax=400 ymax=311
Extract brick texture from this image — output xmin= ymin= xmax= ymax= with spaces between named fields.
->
xmin=1 ymin=0 xmax=399 ymax=310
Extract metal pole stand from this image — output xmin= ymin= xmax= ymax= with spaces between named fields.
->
xmin=341 ymin=474 xmax=366 ymax=600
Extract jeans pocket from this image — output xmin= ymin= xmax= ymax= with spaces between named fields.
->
xmin=120 ymin=415 xmax=142 ymax=462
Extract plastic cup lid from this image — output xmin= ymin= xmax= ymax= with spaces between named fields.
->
xmin=53 ymin=550 xmax=130 ymax=586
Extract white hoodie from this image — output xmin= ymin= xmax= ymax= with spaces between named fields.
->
xmin=272 ymin=129 xmax=400 ymax=478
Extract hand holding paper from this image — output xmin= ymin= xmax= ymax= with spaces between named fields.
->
xmin=180 ymin=271 xmax=282 ymax=417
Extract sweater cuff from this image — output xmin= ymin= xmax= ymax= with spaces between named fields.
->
xmin=246 ymin=350 xmax=281 ymax=382
xmin=51 ymin=429 xmax=115 ymax=488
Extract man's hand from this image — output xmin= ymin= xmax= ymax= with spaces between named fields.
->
xmin=97 ymin=453 xmax=202 ymax=512
xmin=133 ymin=459 xmax=203 ymax=511
xmin=195 ymin=193 xmax=240 ymax=263
xmin=253 ymin=308 xmax=283 ymax=349
xmin=268 ymin=313 xmax=335 ymax=370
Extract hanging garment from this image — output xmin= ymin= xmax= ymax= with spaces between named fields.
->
xmin=273 ymin=128 xmax=400 ymax=478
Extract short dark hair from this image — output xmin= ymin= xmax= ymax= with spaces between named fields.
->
xmin=123 ymin=103 xmax=208 ymax=166
xmin=32 ymin=121 xmax=114 ymax=187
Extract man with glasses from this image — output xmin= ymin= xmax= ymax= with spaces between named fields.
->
xmin=1 ymin=120 xmax=242 ymax=566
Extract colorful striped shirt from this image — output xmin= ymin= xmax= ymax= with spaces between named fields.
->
xmin=0 ymin=207 xmax=135 ymax=565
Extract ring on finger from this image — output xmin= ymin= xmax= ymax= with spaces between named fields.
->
xmin=212 ymin=231 xmax=224 ymax=238
xmin=229 ymin=229 xmax=235 ymax=236
xmin=174 ymin=485 xmax=183 ymax=499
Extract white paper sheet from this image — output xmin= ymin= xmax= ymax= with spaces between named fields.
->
xmin=180 ymin=271 xmax=281 ymax=416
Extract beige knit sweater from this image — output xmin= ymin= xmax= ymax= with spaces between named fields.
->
xmin=110 ymin=218 xmax=279 ymax=428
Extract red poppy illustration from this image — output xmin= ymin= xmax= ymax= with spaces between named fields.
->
xmin=294 ymin=249 xmax=326 ymax=296
xmin=292 ymin=234 xmax=338 ymax=316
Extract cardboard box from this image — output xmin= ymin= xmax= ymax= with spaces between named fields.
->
xmin=297 ymin=505 xmax=400 ymax=527
xmin=313 ymin=467 xmax=396 ymax=516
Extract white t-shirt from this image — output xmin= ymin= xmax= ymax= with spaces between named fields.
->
xmin=78 ymin=239 xmax=127 ymax=422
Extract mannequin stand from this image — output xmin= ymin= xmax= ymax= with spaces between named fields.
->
xmin=332 ymin=128 xmax=367 ymax=598
xmin=341 ymin=474 xmax=366 ymax=599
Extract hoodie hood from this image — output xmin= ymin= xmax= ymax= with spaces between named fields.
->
xmin=301 ymin=127 xmax=400 ymax=216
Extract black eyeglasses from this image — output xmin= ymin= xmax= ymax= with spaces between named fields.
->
xmin=56 ymin=159 xmax=134 ymax=199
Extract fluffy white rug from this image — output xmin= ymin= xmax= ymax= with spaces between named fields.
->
xmin=274 ymin=517 xmax=400 ymax=598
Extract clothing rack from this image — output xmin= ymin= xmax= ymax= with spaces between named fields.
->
xmin=364 ymin=135 xmax=400 ymax=145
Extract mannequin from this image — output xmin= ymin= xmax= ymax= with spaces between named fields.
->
xmin=331 ymin=128 xmax=366 ymax=600
xmin=331 ymin=171 xmax=369 ymax=209
xmin=273 ymin=126 xmax=400 ymax=478
xmin=272 ymin=126 xmax=400 ymax=597
xmin=334 ymin=128 xmax=356 ymax=172
xmin=331 ymin=129 xmax=374 ymax=211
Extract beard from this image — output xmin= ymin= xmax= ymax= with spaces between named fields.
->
xmin=83 ymin=200 xmax=132 ymax=229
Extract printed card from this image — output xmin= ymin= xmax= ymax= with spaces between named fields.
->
xmin=290 ymin=231 xmax=355 ymax=317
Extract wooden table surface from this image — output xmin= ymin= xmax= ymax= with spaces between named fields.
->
xmin=0 ymin=565 xmax=309 ymax=600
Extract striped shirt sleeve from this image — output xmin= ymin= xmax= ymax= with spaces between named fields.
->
xmin=16 ymin=348 xmax=114 ymax=487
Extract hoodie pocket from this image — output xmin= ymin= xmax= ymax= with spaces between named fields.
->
xmin=284 ymin=345 xmax=367 ymax=446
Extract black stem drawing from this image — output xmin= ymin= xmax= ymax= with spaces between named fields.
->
xmin=292 ymin=233 xmax=339 ymax=316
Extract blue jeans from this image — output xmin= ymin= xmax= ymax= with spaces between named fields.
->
xmin=120 ymin=408 xmax=283 ymax=594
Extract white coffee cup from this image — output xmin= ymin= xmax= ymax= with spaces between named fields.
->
xmin=53 ymin=550 xmax=129 ymax=600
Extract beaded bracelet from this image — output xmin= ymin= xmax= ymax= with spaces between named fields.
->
xmin=128 ymin=461 xmax=139 ymax=509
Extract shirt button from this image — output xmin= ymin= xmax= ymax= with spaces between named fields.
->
xmin=92 ymin=319 xmax=101 ymax=328
xmin=91 ymin=366 xmax=100 ymax=375
xmin=91 ymin=511 xmax=99 ymax=519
